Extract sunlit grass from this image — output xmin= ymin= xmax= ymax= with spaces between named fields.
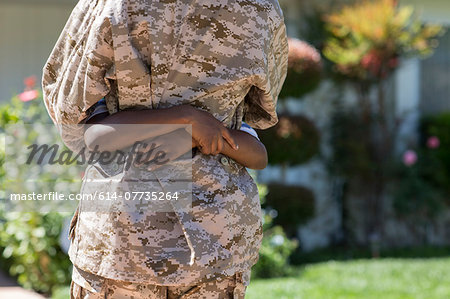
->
xmin=246 ymin=258 xmax=450 ymax=299
xmin=52 ymin=258 xmax=450 ymax=299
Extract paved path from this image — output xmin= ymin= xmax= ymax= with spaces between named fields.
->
xmin=0 ymin=270 xmax=46 ymax=298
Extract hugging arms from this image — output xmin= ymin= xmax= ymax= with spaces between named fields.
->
xmin=83 ymin=104 xmax=268 ymax=170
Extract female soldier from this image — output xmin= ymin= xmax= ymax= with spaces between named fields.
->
xmin=42 ymin=0 xmax=288 ymax=297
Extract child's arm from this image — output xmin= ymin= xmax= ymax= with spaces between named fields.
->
xmin=219 ymin=124 xmax=268 ymax=170
xmin=83 ymin=99 xmax=237 ymax=153
xmin=142 ymin=122 xmax=267 ymax=170
xmin=83 ymin=99 xmax=267 ymax=170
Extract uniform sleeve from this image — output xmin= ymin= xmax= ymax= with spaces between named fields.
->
xmin=243 ymin=14 xmax=289 ymax=130
xmin=41 ymin=0 xmax=114 ymax=150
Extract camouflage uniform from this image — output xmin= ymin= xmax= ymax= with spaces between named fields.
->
xmin=71 ymin=266 xmax=247 ymax=298
xmin=42 ymin=0 xmax=288 ymax=297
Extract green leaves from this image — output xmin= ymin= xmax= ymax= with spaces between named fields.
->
xmin=251 ymin=226 xmax=298 ymax=279
xmin=0 ymin=211 xmax=72 ymax=294
xmin=0 ymin=87 xmax=74 ymax=295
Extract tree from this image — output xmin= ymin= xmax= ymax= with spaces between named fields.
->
xmin=322 ymin=0 xmax=444 ymax=250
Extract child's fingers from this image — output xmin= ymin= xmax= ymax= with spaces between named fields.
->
xmin=221 ymin=128 xmax=238 ymax=150
xmin=210 ymin=137 xmax=218 ymax=155
xmin=216 ymin=136 xmax=224 ymax=154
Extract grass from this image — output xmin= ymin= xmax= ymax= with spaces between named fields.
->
xmin=52 ymin=286 xmax=70 ymax=299
xmin=52 ymin=257 xmax=450 ymax=299
xmin=245 ymin=258 xmax=450 ymax=299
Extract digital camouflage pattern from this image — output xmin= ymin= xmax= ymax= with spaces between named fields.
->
xmin=71 ymin=269 xmax=247 ymax=298
xmin=42 ymin=0 xmax=288 ymax=292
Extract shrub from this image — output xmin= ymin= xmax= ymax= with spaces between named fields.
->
xmin=0 ymin=211 xmax=72 ymax=294
xmin=389 ymin=112 xmax=450 ymax=226
xmin=252 ymin=177 xmax=299 ymax=279
xmin=279 ymin=38 xmax=323 ymax=99
xmin=251 ymin=225 xmax=298 ymax=278
xmin=264 ymin=183 xmax=315 ymax=237
xmin=257 ymin=114 xmax=321 ymax=166
xmin=0 ymin=78 xmax=74 ymax=295
xmin=420 ymin=112 xmax=450 ymax=199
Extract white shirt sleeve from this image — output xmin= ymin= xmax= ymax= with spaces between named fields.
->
xmin=240 ymin=122 xmax=260 ymax=141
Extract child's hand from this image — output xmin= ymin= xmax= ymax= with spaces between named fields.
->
xmin=188 ymin=108 xmax=238 ymax=155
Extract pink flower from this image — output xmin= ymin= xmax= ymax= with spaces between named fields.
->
xmin=18 ymin=89 xmax=39 ymax=102
xmin=403 ymin=150 xmax=417 ymax=166
xmin=427 ymin=136 xmax=440 ymax=149
xmin=24 ymin=76 xmax=37 ymax=89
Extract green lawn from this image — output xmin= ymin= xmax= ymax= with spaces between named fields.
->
xmin=246 ymin=258 xmax=450 ymax=299
xmin=53 ymin=258 xmax=450 ymax=299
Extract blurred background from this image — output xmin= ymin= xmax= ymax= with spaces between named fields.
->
xmin=0 ymin=0 xmax=449 ymax=298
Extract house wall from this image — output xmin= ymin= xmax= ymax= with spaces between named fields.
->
xmin=402 ymin=0 xmax=450 ymax=25
xmin=400 ymin=0 xmax=450 ymax=115
xmin=0 ymin=1 xmax=76 ymax=101
xmin=420 ymin=29 xmax=450 ymax=115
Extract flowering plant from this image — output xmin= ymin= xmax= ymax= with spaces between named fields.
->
xmin=323 ymin=0 xmax=445 ymax=248
xmin=18 ymin=76 xmax=40 ymax=102
xmin=390 ymin=131 xmax=448 ymax=238
xmin=0 ymin=77 xmax=77 ymax=295
xmin=279 ymin=38 xmax=323 ymax=99
xmin=323 ymin=0 xmax=443 ymax=82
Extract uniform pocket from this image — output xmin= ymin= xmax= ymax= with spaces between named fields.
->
xmin=68 ymin=205 xmax=79 ymax=242
xmin=70 ymin=280 xmax=82 ymax=299
xmin=232 ymin=272 xmax=247 ymax=299
xmin=70 ymin=279 xmax=107 ymax=299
